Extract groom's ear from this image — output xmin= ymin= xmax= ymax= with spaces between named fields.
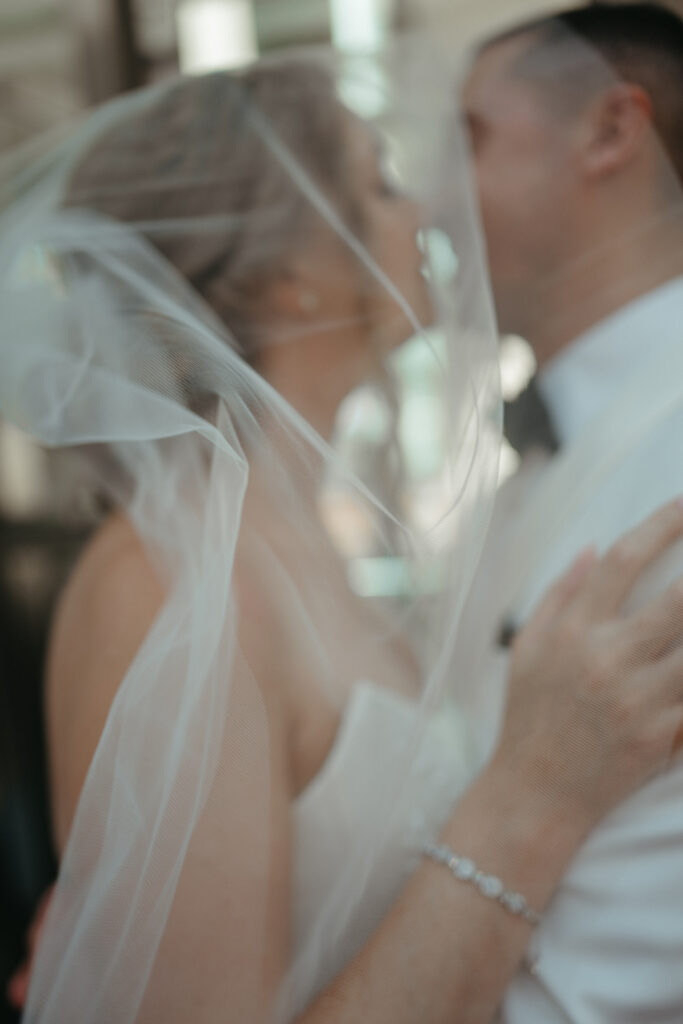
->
xmin=579 ymin=82 xmax=654 ymax=180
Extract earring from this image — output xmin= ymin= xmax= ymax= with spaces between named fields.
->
xmin=298 ymin=289 xmax=320 ymax=313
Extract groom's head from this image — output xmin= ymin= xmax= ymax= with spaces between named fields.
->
xmin=464 ymin=3 xmax=683 ymax=357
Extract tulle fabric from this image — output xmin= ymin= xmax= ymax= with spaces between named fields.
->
xmin=0 ymin=38 xmax=501 ymax=1023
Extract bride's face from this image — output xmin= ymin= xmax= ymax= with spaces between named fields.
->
xmin=289 ymin=114 xmax=433 ymax=350
xmin=256 ymin=115 xmax=433 ymax=431
xmin=347 ymin=115 xmax=433 ymax=351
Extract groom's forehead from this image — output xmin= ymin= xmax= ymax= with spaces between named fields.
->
xmin=464 ymin=33 xmax=548 ymax=123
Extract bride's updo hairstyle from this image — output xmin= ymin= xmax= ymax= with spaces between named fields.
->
xmin=63 ymin=63 xmax=362 ymax=368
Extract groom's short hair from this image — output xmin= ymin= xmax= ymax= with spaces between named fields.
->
xmin=490 ymin=3 xmax=683 ymax=184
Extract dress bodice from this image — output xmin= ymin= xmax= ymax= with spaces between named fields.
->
xmin=290 ymin=681 xmax=476 ymax=1012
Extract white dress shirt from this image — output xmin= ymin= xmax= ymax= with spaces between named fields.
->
xmin=456 ymin=278 xmax=683 ymax=1022
xmin=538 ymin=276 xmax=683 ymax=448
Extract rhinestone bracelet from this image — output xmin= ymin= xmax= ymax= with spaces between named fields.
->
xmin=421 ymin=842 xmax=541 ymax=926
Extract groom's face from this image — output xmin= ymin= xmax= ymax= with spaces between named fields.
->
xmin=464 ymin=33 xmax=583 ymax=336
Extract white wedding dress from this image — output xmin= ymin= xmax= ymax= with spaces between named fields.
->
xmin=291 ymin=681 xmax=479 ymax=1011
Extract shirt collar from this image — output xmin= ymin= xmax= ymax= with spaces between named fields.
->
xmin=537 ymin=277 xmax=683 ymax=446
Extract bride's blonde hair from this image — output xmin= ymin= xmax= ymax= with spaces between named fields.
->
xmin=63 ymin=63 xmax=364 ymax=367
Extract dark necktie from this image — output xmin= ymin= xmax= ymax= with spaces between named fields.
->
xmin=504 ymin=376 xmax=559 ymax=457
xmin=498 ymin=377 xmax=560 ymax=647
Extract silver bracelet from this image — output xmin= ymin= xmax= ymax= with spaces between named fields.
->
xmin=421 ymin=842 xmax=541 ymax=926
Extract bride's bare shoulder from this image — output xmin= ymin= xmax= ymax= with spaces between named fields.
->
xmin=46 ymin=512 xmax=164 ymax=849
xmin=48 ymin=512 xmax=164 ymax=678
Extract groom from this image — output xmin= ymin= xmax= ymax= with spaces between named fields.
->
xmin=459 ymin=4 xmax=683 ymax=1020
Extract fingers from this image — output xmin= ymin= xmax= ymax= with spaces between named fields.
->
xmin=625 ymin=577 xmax=683 ymax=662
xmin=527 ymin=547 xmax=597 ymax=631
xmin=640 ymin=653 xmax=683 ymax=760
xmin=579 ymin=500 xmax=683 ymax=618
xmin=7 ymin=963 xmax=29 ymax=1010
xmin=647 ymin=644 xmax=683 ymax=707
xmin=673 ymin=711 xmax=683 ymax=757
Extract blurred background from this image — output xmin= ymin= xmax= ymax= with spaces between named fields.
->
xmin=0 ymin=0 xmax=681 ymax=1019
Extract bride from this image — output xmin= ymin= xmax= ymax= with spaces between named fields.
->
xmin=3 ymin=48 xmax=683 ymax=1024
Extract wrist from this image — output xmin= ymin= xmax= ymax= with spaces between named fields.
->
xmin=442 ymin=758 xmax=588 ymax=913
